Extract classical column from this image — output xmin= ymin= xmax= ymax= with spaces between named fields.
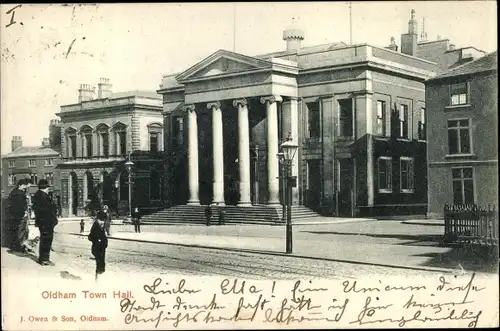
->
xmin=261 ymin=95 xmax=282 ymax=205
xmin=185 ymin=104 xmax=200 ymax=205
xmin=233 ymin=98 xmax=251 ymax=206
xmin=208 ymin=101 xmax=225 ymax=205
xmin=289 ymin=97 xmax=299 ymax=205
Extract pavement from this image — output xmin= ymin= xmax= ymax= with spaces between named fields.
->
xmin=59 ymin=218 xmax=498 ymax=274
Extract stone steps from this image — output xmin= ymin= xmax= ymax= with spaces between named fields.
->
xmin=141 ymin=204 xmax=321 ymax=224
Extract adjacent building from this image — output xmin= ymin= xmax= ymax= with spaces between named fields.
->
xmin=56 ymin=78 xmax=164 ymax=217
xmin=426 ymin=51 xmax=498 ymax=217
xmin=1 ymin=136 xmax=62 ymax=210
xmin=158 ymin=10 xmax=480 ymax=217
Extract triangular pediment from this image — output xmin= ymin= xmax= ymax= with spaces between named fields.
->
xmin=176 ymin=50 xmax=272 ymax=82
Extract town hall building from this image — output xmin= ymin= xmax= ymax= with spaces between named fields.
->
xmin=156 ymin=10 xmax=479 ymax=219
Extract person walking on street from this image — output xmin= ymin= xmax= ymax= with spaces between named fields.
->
xmin=80 ymin=219 xmax=85 ymax=233
xmin=102 ymin=205 xmax=112 ymax=235
xmin=7 ymin=178 xmax=32 ymax=253
xmin=132 ymin=207 xmax=141 ymax=233
xmin=88 ymin=210 xmax=108 ymax=280
xmin=217 ymin=203 xmax=225 ymax=225
xmin=205 ymin=204 xmax=212 ymax=226
xmin=33 ymin=179 xmax=58 ymax=266
xmin=56 ymin=195 xmax=62 ymax=217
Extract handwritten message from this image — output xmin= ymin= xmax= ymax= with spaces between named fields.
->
xmin=114 ymin=273 xmax=492 ymax=329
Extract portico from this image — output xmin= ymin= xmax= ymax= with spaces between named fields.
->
xmin=162 ymin=50 xmax=299 ymax=207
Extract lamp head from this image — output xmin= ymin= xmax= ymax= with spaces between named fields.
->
xmin=280 ymin=137 xmax=299 ymax=162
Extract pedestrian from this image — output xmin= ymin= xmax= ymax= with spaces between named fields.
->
xmin=33 ymin=179 xmax=58 ymax=266
xmin=205 ymin=204 xmax=212 ymax=226
xmin=102 ymin=205 xmax=112 ymax=235
xmin=7 ymin=178 xmax=31 ymax=252
xmin=80 ymin=219 xmax=85 ymax=233
xmin=88 ymin=210 xmax=108 ymax=280
xmin=217 ymin=203 xmax=225 ymax=225
xmin=132 ymin=207 xmax=141 ymax=233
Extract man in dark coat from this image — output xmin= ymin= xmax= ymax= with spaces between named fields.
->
xmin=7 ymin=178 xmax=31 ymax=252
xmin=33 ymin=179 xmax=58 ymax=265
xmin=205 ymin=204 xmax=212 ymax=226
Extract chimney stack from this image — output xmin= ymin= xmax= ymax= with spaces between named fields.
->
xmin=401 ymin=9 xmax=418 ymax=56
xmin=449 ymin=44 xmax=456 ymax=50
xmin=386 ymin=37 xmax=399 ymax=51
xmin=78 ymin=84 xmax=94 ymax=103
xmin=41 ymin=138 xmax=50 ymax=147
xmin=97 ymin=78 xmax=112 ymax=99
xmin=283 ymin=18 xmax=304 ymax=53
xmin=11 ymin=136 xmax=22 ymax=151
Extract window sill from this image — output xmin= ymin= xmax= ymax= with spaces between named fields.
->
xmin=417 ymin=139 xmax=427 ymax=143
xmin=374 ymin=136 xmax=390 ymax=141
xmin=336 ymin=136 xmax=355 ymax=141
xmin=445 ymin=154 xmax=477 ymax=160
xmin=401 ymin=190 xmax=414 ymax=194
xmin=378 ymin=190 xmax=393 ymax=194
xmin=396 ymin=138 xmax=411 ymax=142
xmin=445 ymin=104 xmax=471 ymax=111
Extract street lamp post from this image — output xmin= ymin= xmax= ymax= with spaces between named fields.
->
xmin=277 ymin=134 xmax=299 ymax=254
xmin=253 ymin=145 xmax=259 ymax=205
xmin=124 ymin=158 xmax=134 ymax=221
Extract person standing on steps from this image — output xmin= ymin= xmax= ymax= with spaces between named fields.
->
xmin=217 ymin=203 xmax=225 ymax=225
xmin=33 ymin=179 xmax=58 ymax=266
xmin=205 ymin=204 xmax=212 ymax=226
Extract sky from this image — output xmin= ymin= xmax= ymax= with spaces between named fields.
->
xmin=0 ymin=1 xmax=497 ymax=154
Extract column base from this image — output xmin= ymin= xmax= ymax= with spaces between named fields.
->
xmin=187 ymin=200 xmax=200 ymax=206
xmin=237 ymin=202 xmax=252 ymax=207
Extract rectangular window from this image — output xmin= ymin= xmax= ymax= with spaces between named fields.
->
xmin=8 ymin=160 xmax=15 ymax=168
xmin=70 ymin=136 xmax=77 ymax=158
xmin=8 ymin=175 xmax=16 ymax=186
xmin=400 ymin=157 xmax=414 ymax=193
xmin=378 ymin=157 xmax=392 ymax=193
xmin=150 ymin=132 xmax=159 ymax=152
xmin=45 ymin=173 xmax=54 ymax=186
xmin=44 ymin=158 xmax=53 ymax=166
xmin=85 ymin=134 xmax=93 ymax=157
xmin=307 ymin=102 xmax=321 ymax=138
xmin=398 ymin=104 xmax=409 ymax=139
xmin=376 ymin=101 xmax=386 ymax=136
xmin=338 ymin=99 xmax=354 ymax=137
xmin=450 ymin=82 xmax=468 ymax=106
xmin=30 ymin=174 xmax=38 ymax=185
xmin=118 ymin=131 xmax=127 ymax=155
xmin=28 ymin=159 xmax=36 ymax=167
xmin=452 ymin=168 xmax=474 ymax=204
xmin=447 ymin=119 xmax=471 ymax=154
xmin=102 ymin=133 xmax=109 ymax=156
xmin=418 ymin=108 xmax=426 ymax=140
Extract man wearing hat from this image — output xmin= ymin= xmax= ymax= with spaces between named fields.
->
xmin=32 ymin=179 xmax=58 ymax=265
xmin=7 ymin=178 xmax=31 ymax=252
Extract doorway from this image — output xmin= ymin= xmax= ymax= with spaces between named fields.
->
xmin=305 ymin=159 xmax=322 ymax=212
xmin=69 ymin=172 xmax=78 ymax=216
xmin=337 ymin=158 xmax=355 ymax=217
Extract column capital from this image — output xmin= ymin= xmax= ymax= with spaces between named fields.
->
xmin=260 ymin=95 xmax=283 ymax=104
xmin=184 ymin=104 xmax=196 ymax=113
xmin=232 ymin=98 xmax=248 ymax=108
xmin=207 ymin=101 xmax=221 ymax=109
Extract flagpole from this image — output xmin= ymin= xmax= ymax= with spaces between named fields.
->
xmin=349 ymin=2 xmax=353 ymax=44
xmin=233 ymin=3 xmax=236 ymax=52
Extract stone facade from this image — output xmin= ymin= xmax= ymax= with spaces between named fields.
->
xmin=56 ymin=84 xmax=164 ymax=218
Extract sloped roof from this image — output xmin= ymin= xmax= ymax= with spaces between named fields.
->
xmin=256 ymin=41 xmax=348 ymax=60
xmin=3 ymin=146 xmax=59 ymax=159
xmin=429 ymin=51 xmax=497 ymax=81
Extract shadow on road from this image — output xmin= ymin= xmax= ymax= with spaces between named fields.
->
xmin=303 ymin=230 xmax=443 ymax=242
xmin=414 ymin=244 xmax=499 ymax=273
xmin=5 ymin=248 xmax=40 ymax=265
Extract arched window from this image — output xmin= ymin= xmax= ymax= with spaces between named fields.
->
xmin=80 ymin=125 xmax=94 ymax=157
xmin=113 ymin=122 xmax=127 ymax=155
xmin=149 ymin=169 xmax=161 ymax=200
xmin=65 ymin=127 xmax=77 ymax=158
xmin=147 ymin=123 xmax=163 ymax=153
xmin=96 ymin=124 xmax=110 ymax=156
